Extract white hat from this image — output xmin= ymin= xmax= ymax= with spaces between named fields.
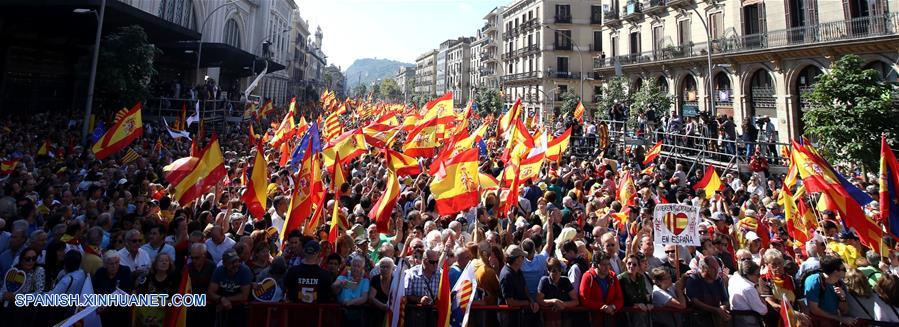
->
xmin=745 ymin=231 xmax=760 ymax=241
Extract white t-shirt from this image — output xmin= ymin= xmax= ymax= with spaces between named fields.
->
xmin=205 ymin=237 xmax=236 ymax=263
xmin=118 ymin=248 xmax=151 ymax=273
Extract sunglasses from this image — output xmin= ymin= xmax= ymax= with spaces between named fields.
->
xmin=427 ymin=260 xmax=439 ymax=265
xmin=21 ymin=256 xmax=36 ymax=262
xmin=665 ymin=250 xmax=676 ymax=254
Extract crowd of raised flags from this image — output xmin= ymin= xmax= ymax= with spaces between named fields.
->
xmin=3 ymin=87 xmax=899 ymax=327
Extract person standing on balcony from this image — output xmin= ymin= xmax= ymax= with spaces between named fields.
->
xmin=742 ymin=119 xmax=758 ymax=158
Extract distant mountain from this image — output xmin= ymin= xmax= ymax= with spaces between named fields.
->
xmin=345 ymin=58 xmax=414 ymax=89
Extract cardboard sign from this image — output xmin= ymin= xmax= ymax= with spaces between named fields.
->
xmin=4 ymin=268 xmax=26 ymax=293
xmin=653 ymin=204 xmax=700 ymax=246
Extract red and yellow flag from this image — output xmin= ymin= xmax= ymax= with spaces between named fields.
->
xmin=431 ymin=148 xmax=480 ymax=215
xmin=546 ymin=127 xmax=572 ymax=162
xmin=241 ymin=142 xmax=268 ymax=219
xmin=323 ymin=129 xmax=367 ymax=169
xmin=323 ymin=109 xmax=343 ymax=141
xmin=403 ymin=117 xmax=441 ymax=158
xmin=283 ymin=144 xmax=323 ymax=242
xmin=780 ymin=184 xmax=812 ymax=244
xmin=163 ymin=266 xmax=191 ymax=327
xmin=384 ymin=148 xmax=421 ymax=176
xmin=435 ymin=259 xmax=452 ymax=327
xmin=92 ymin=103 xmax=143 ymax=160
xmin=164 ymin=135 xmax=226 ymax=205
xmin=420 ymin=92 xmax=455 ymax=139
xmin=0 ymin=159 xmax=19 ymax=175
xmin=257 ymin=99 xmax=273 ymax=119
xmin=617 ymin=171 xmax=637 ymax=206
xmin=573 ymin=101 xmax=586 ymax=122
xmin=693 ymin=166 xmax=724 ymax=199
xmin=498 ymin=98 xmax=521 ymax=136
xmin=328 ymin=153 xmax=348 ymax=243
xmin=269 ymin=98 xmax=296 ymax=148
xmin=642 ymin=140 xmax=663 ymax=165
xmin=369 ymin=150 xmax=401 ymax=234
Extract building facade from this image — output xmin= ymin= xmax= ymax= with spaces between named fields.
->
xmin=305 ymin=27 xmax=327 ymax=100
xmin=447 ymin=38 xmax=474 ymax=107
xmin=395 ymin=66 xmax=416 ymax=103
xmin=501 ymin=0 xmax=604 ymax=123
xmin=469 ymin=35 xmax=485 ymax=98
xmin=322 ymin=64 xmax=346 ymax=99
xmin=288 ymin=12 xmax=311 ymax=103
xmin=593 ymin=0 xmax=899 ymax=142
xmin=479 ymin=6 xmax=506 ymax=90
xmin=415 ymin=49 xmax=438 ymax=96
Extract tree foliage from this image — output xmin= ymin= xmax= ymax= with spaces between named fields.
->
xmin=474 ymin=88 xmax=503 ymax=117
xmin=559 ymin=90 xmax=580 ymax=118
xmin=803 ymin=54 xmax=899 ymax=170
xmin=378 ymin=78 xmax=401 ymax=101
xmin=95 ymin=25 xmax=160 ymax=112
xmin=630 ymin=81 xmax=671 ymax=125
xmin=353 ymin=84 xmax=367 ymax=98
xmin=594 ymin=76 xmax=630 ymax=119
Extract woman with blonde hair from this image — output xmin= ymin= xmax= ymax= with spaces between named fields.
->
xmin=844 ymin=268 xmax=897 ymax=321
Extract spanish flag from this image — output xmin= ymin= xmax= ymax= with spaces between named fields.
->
xmin=502 ymin=152 xmax=544 ymax=184
xmin=403 ymin=117 xmax=441 ymax=158
xmin=241 ymin=142 xmax=268 ymax=219
xmin=269 ymin=98 xmax=296 ymax=147
xmin=499 ymin=158 xmax=522 ymax=218
xmin=92 ymin=103 xmax=143 ymax=160
xmin=323 ymin=129 xmax=367 ymax=170
xmin=693 ymin=166 xmax=724 ymax=199
xmin=617 ymin=171 xmax=636 ymax=206
xmin=384 ymin=148 xmax=421 ymax=176
xmin=362 ymin=123 xmax=399 ymax=149
xmin=257 ymin=99 xmax=273 ymax=118
xmin=435 ymin=259 xmax=452 ymax=327
xmin=165 ymin=135 xmax=226 ymax=205
xmin=880 ymin=135 xmax=899 ymax=238
xmin=642 ymin=140 xmax=662 ymax=166
xmin=546 ymin=127 xmax=572 ymax=162
xmin=420 ymin=92 xmax=455 ymax=139
xmin=573 ymin=101 xmax=586 ymax=122
xmin=37 ymin=140 xmax=52 ymax=157
xmin=431 ymin=148 xmax=480 ymax=215
xmin=498 ymin=98 xmax=521 ymax=136
xmin=780 ymin=184 xmax=810 ymax=244
xmin=0 ymin=159 xmax=19 ymax=175
xmin=283 ymin=142 xmax=323 ymax=243
xmin=328 ymin=153 xmax=348 ymax=243
xmin=369 ymin=149 xmax=401 ymax=233
xmin=164 ymin=265 xmax=191 ymax=327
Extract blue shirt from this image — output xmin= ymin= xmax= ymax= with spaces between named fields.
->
xmin=211 ymin=264 xmax=253 ymax=297
xmin=521 ymin=251 xmax=549 ymax=298
xmin=335 ymin=275 xmax=370 ymax=304
xmin=449 ymin=264 xmax=464 ymax=288
xmin=804 ymin=273 xmax=839 ymax=314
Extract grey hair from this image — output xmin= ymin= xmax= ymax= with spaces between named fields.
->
xmin=86 ymin=227 xmax=103 ymax=246
xmin=28 ymin=229 xmax=47 ymax=240
xmin=103 ymin=250 xmax=120 ymax=262
xmin=866 ymin=251 xmax=881 ymax=266
xmin=11 ymin=220 xmax=28 ymax=234
xmin=698 ymin=255 xmax=719 ymax=271
xmin=448 ymin=220 xmax=461 ymax=231
xmin=347 ymin=254 xmax=366 ymax=267
xmin=806 ymin=241 xmax=818 ymax=258
xmin=190 ymin=242 xmax=207 ymax=254
xmin=124 ymin=229 xmax=141 ymax=242
xmin=763 ymin=248 xmax=784 ymax=264
xmin=377 ymin=257 xmax=395 ymax=270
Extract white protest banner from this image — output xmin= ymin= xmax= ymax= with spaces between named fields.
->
xmin=653 ymin=203 xmax=701 ymax=246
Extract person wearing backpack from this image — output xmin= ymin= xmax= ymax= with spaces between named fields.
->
xmin=804 ymin=255 xmax=856 ymax=327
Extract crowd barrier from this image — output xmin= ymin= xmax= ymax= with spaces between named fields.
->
xmin=241 ymin=302 xmax=898 ymax=327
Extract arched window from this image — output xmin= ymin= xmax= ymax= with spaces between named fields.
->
xmin=158 ymin=0 xmax=196 ymax=31
xmin=224 ymin=19 xmax=241 ymax=48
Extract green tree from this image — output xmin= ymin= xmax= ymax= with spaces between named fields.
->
xmin=558 ymin=90 xmax=580 ymax=118
xmin=594 ymin=76 xmax=630 ymax=119
xmin=803 ymin=54 xmax=899 ymax=170
xmin=95 ymin=25 xmax=160 ymax=112
xmin=353 ymin=84 xmax=367 ymax=98
xmin=630 ymin=81 xmax=671 ymax=128
xmin=378 ymin=79 xmax=401 ymax=101
xmin=474 ymin=88 xmax=503 ymax=117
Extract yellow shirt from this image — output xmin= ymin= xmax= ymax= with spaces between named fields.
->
xmin=827 ymin=241 xmax=860 ymax=269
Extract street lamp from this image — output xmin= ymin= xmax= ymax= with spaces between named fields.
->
xmin=195 ymin=0 xmax=239 ymax=84
xmin=544 ymin=25 xmax=584 ymax=102
xmin=77 ymin=0 xmax=106 ymax=145
xmin=681 ymin=2 xmax=720 ymax=117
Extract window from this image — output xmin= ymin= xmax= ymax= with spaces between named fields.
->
xmin=557 ymin=57 xmax=569 ymax=73
xmin=652 ymin=26 xmax=664 ymax=53
xmin=158 ymin=0 xmax=196 ymax=30
xmin=591 ymin=5 xmax=603 ymax=23
xmin=554 ymin=30 xmax=572 ymax=50
xmin=611 ymin=36 xmax=618 ymax=57
xmin=629 ymin=32 xmax=640 ymax=54
xmin=709 ymin=13 xmax=723 ymax=38
xmin=593 ymin=31 xmax=602 ymax=51
xmin=224 ymin=19 xmax=241 ymax=48
xmin=678 ymin=19 xmax=691 ymax=45
xmin=743 ymin=4 xmax=761 ymax=34
xmin=555 ymin=4 xmax=571 ymax=22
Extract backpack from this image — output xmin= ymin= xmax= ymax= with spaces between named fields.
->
xmin=794 ymin=268 xmax=823 ymax=299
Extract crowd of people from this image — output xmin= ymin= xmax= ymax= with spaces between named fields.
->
xmin=0 ymin=101 xmax=897 ymax=327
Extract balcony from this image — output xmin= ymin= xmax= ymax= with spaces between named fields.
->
xmin=666 ymin=0 xmax=694 ymax=9
xmin=604 ymin=11 xmax=621 ymax=27
xmin=546 ymin=70 xmax=581 ymax=80
xmin=643 ymin=0 xmax=666 ymax=16
xmin=554 ymin=14 xmax=572 ymax=24
xmin=501 ymin=71 xmax=542 ymax=83
xmin=521 ymin=18 xmax=539 ymax=31
xmin=622 ymin=2 xmax=644 ymax=23
xmin=522 ymin=44 xmax=540 ymax=56
xmin=483 ymin=23 xmax=495 ymax=33
xmin=502 ymin=52 xmax=515 ymax=60
xmin=552 ymin=42 xmax=573 ymax=51
xmin=590 ymin=14 xmax=603 ymax=25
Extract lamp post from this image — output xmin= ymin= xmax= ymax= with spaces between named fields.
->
xmin=685 ymin=5 xmax=718 ymax=117
xmin=544 ymin=25 xmax=584 ymax=102
xmin=78 ymin=0 xmax=106 ymax=145
xmin=195 ymin=1 xmax=239 ymax=85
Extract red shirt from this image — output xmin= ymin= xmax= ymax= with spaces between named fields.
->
xmin=579 ymin=267 xmax=624 ymax=310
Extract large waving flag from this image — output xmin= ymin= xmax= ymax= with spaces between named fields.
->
xmin=693 ymin=166 xmax=725 ymax=199
xmin=881 ymin=135 xmax=899 ymax=238
xmin=546 ymin=127 xmax=572 ymax=162
xmin=498 ymin=98 xmax=521 ymax=136
xmin=420 ymin=91 xmax=456 ymax=139
xmin=384 ymin=148 xmax=421 ymax=176
xmin=323 ymin=129 xmax=367 ymax=169
xmin=92 ymin=103 xmax=143 ymax=160
xmin=269 ymin=98 xmax=296 ymax=147
xmin=780 ymin=184 xmax=811 ymax=244
xmin=283 ymin=142 xmax=323 ymax=243
xmin=431 ymin=148 xmax=480 ymax=215
xmin=403 ymin=117 xmax=441 ymax=157
xmin=164 ymin=135 xmax=226 ymax=205
xmin=369 ymin=149 xmax=401 ymax=233
xmin=436 ymin=259 xmax=452 ymax=327
xmin=241 ymin=142 xmax=268 ymax=219
xmin=643 ymin=140 xmax=663 ymax=165
xmin=362 ymin=123 xmax=399 ymax=148
xmin=573 ymin=101 xmax=586 ymax=122
xmin=186 ymin=100 xmax=200 ymax=128
xmin=328 ymin=153 xmax=348 ymax=243
xmin=256 ymin=99 xmax=273 ymax=119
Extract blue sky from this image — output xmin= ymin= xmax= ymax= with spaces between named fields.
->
xmin=299 ymin=0 xmax=504 ymax=71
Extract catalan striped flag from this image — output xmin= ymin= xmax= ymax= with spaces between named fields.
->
xmin=120 ymin=148 xmax=140 ymax=164
xmin=693 ymin=166 xmax=725 ymax=199
xmin=92 ymin=103 xmax=143 ymax=160
xmin=323 ymin=109 xmax=343 ymax=141
xmin=643 ymin=140 xmax=663 ymax=165
xmin=241 ymin=141 xmax=268 ymax=219
xmin=431 ymin=148 xmax=480 ymax=215
xmin=573 ymin=101 xmax=586 ymax=122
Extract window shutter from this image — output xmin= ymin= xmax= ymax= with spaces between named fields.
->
xmin=759 ymin=2 xmax=767 ymax=34
xmin=784 ymin=0 xmax=792 ymax=27
xmin=807 ymin=0 xmax=818 ymax=25
xmin=842 ymin=0 xmax=850 ymax=20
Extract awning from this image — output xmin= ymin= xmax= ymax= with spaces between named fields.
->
xmin=158 ymin=42 xmax=286 ymax=77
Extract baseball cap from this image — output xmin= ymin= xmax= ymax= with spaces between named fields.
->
xmin=222 ymin=250 xmax=240 ymax=263
xmin=745 ymin=231 xmax=760 ymax=242
xmin=303 ymin=240 xmax=321 ymax=255
xmin=710 ymin=212 xmax=726 ymax=222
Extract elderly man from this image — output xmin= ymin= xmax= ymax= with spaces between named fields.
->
xmin=93 ymin=250 xmax=133 ymax=326
xmin=728 ymin=260 xmax=767 ymax=326
xmin=0 ymin=225 xmax=26 ymax=272
xmin=205 ymin=225 xmax=236 ymax=263
xmin=600 ymin=232 xmax=625 ymax=274
xmin=208 ymin=249 xmax=252 ymax=327
xmin=449 ymin=245 xmax=472 ymax=287
xmin=405 ymin=248 xmax=442 ymax=305
xmin=117 ymin=229 xmax=151 ymax=275
xmin=686 ymin=256 xmax=731 ymax=327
